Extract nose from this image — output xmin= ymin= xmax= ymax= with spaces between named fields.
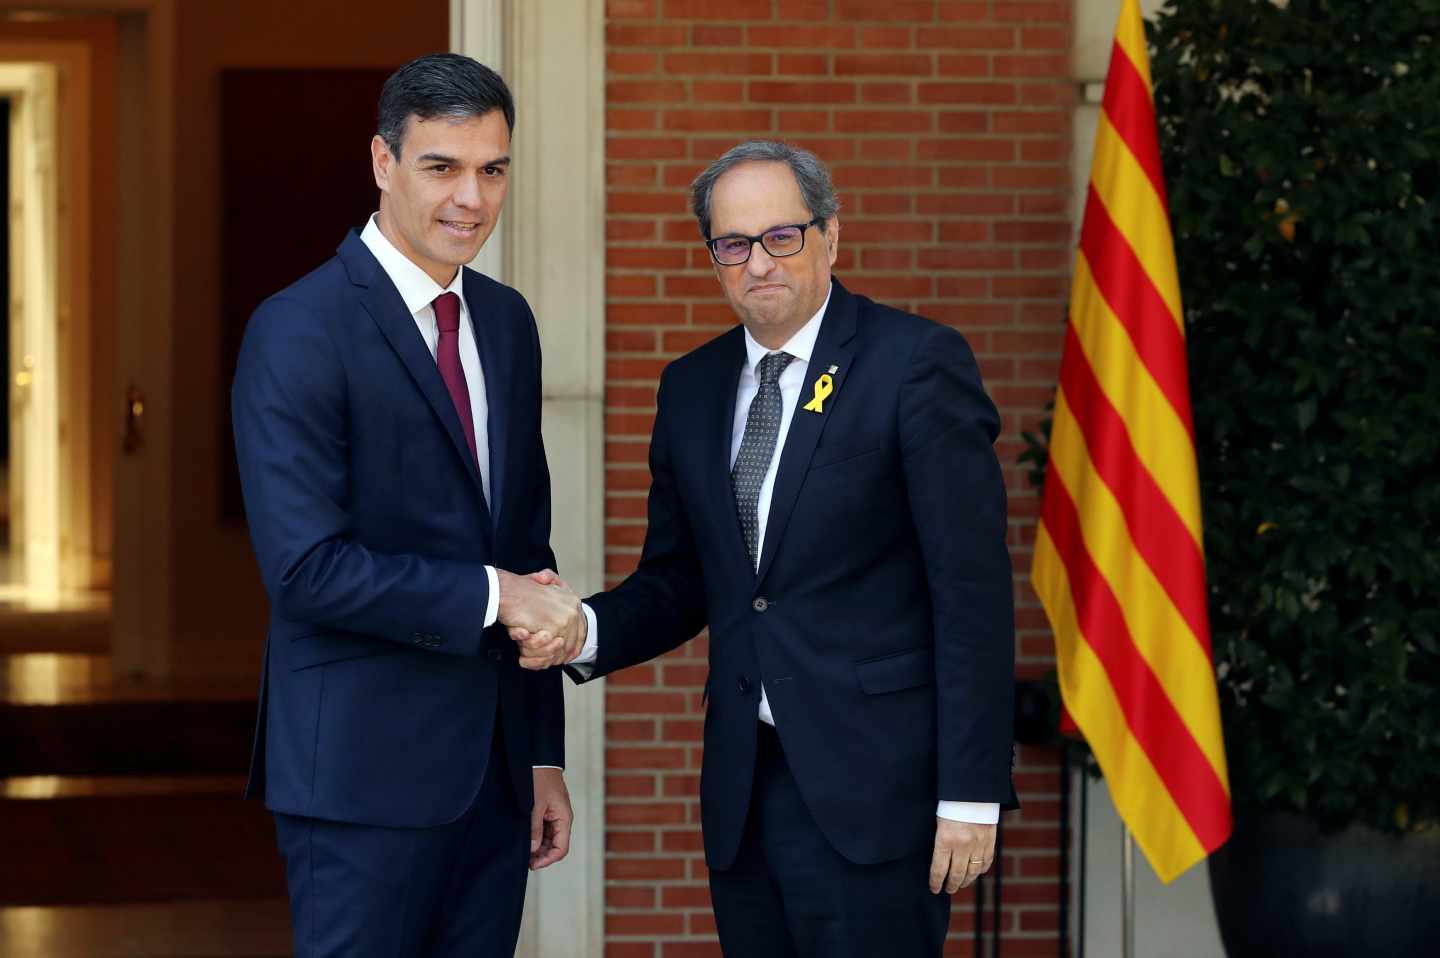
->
xmin=452 ymin=173 xmax=483 ymax=210
xmin=746 ymin=243 xmax=777 ymax=277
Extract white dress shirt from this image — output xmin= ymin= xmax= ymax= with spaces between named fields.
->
xmin=576 ymin=284 xmax=997 ymax=825
xmin=360 ymin=214 xmax=501 ymax=631
xmin=733 ymin=292 xmax=828 ymax=726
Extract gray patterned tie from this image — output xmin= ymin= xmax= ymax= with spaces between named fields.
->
xmin=732 ymin=351 xmax=795 ymax=567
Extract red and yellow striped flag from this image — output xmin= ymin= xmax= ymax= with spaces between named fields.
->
xmin=1031 ymin=0 xmax=1231 ymax=883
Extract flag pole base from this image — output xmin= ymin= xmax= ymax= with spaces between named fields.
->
xmin=1122 ymin=824 xmax=1136 ymax=958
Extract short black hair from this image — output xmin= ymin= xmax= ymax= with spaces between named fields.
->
xmin=377 ymin=53 xmax=515 ymax=159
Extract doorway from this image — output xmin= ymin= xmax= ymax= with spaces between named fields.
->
xmin=0 ymin=37 xmax=110 ymax=652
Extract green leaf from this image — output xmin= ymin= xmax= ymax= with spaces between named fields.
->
xmin=1297 ymin=398 xmax=1318 ymax=433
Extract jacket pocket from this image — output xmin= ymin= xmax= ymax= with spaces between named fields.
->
xmin=808 ymin=445 xmax=884 ymax=471
xmin=288 ymin=631 xmax=400 ymax=671
xmin=854 ymin=646 xmax=934 ymax=695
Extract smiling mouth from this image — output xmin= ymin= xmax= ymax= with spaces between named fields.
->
xmin=440 ymin=219 xmax=481 ymax=235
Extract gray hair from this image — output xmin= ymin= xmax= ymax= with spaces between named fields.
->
xmin=689 ymin=139 xmax=840 ymax=240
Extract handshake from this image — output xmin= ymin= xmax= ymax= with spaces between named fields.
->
xmin=495 ymin=568 xmax=586 ymax=671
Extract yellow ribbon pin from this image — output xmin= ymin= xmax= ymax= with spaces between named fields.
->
xmin=803 ymin=373 xmax=834 ymax=413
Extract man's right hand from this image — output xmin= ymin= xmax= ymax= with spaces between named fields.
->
xmin=495 ymin=569 xmax=583 ymax=668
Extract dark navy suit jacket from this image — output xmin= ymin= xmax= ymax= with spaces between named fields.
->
xmin=232 ymin=231 xmax=563 ymax=828
xmin=574 ymin=279 xmax=1016 ymax=869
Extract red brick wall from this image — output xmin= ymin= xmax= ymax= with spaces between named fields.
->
xmin=602 ymin=2 xmax=1073 ymax=955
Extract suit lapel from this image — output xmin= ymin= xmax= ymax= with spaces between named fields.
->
xmin=465 ymin=269 xmax=510 ymax=534
xmin=708 ymin=328 xmax=755 ymax=581
xmin=755 ymin=282 xmax=858 ymax=586
xmin=340 ymin=233 xmax=493 ymax=529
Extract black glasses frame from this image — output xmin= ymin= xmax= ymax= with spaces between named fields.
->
xmin=705 ymin=217 xmax=823 ymax=266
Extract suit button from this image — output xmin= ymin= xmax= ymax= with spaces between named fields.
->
xmin=488 ymin=648 xmax=503 ymax=661
xmin=432 ymin=637 xmax=445 ymax=647
xmin=738 ymin=675 xmax=752 ymax=694
xmin=412 ymin=635 xmax=426 ymax=645
xmin=752 ymin=597 xmax=769 ymax=612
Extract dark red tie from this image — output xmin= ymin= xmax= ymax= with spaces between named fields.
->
xmin=433 ymin=292 xmax=478 ymax=465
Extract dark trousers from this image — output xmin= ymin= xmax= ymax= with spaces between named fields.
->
xmin=273 ymin=723 xmax=529 ymax=958
xmin=709 ymin=722 xmax=951 ymax=958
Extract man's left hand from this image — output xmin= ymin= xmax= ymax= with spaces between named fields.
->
xmin=530 ymin=768 xmax=574 ymax=870
xmin=929 ymin=819 xmax=996 ymax=894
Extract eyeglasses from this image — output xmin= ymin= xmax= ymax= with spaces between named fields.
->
xmin=705 ymin=218 xmax=823 ymax=266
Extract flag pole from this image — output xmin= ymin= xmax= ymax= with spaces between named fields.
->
xmin=1121 ymin=824 xmax=1136 ymax=958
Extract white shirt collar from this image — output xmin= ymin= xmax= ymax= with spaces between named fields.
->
xmin=360 ymin=213 xmax=466 ymax=316
xmin=741 ymin=283 xmax=833 ymax=372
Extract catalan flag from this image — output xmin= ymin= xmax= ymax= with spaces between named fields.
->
xmin=1031 ymin=0 xmax=1231 ymax=883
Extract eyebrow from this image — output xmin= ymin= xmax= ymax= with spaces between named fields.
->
xmin=712 ymin=219 xmax=809 ymax=237
xmin=415 ymin=153 xmax=512 ymax=168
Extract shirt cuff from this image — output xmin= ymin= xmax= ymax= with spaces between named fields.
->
xmin=483 ymin=565 xmax=500 ymax=628
xmin=533 ymin=765 xmax=563 ymax=770
xmin=936 ymin=801 xmax=1000 ymax=824
xmin=572 ymin=602 xmax=599 ymax=664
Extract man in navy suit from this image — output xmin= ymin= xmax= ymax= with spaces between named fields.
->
xmin=517 ymin=140 xmax=1017 ymax=956
xmin=231 ymin=54 xmax=583 ymax=958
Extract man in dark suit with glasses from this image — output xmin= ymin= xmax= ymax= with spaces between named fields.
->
xmin=517 ymin=138 xmax=1017 ymax=957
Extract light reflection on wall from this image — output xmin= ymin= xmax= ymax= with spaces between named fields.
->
xmin=2 ymin=651 xmax=103 ymax=704
xmin=1 ymin=774 xmax=62 ymax=798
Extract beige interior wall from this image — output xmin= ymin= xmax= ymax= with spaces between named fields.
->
xmin=0 ymin=1 xmax=486 ymax=675
xmin=166 ymin=0 xmax=448 ymax=676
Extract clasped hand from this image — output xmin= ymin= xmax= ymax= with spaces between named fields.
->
xmin=496 ymin=568 xmax=584 ymax=670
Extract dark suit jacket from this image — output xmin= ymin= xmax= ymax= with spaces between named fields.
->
xmin=574 ymin=278 xmax=1016 ymax=869
xmin=232 ymin=230 xmax=563 ymax=828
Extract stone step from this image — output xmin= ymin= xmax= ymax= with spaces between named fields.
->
xmin=0 ymin=899 xmax=291 ymax=957
xmin=0 ymin=777 xmax=285 ymax=907
xmin=0 ymin=699 xmax=256 ymax=776
xmin=0 ymin=653 xmax=258 ymax=778
xmin=0 ymin=654 xmax=284 ymax=913
xmin=0 ymin=605 xmax=108 ymax=655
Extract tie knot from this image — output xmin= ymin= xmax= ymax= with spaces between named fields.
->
xmin=433 ymin=292 xmax=461 ymax=334
xmin=757 ymin=351 xmax=794 ymax=386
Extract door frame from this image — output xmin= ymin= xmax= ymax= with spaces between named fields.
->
xmin=17 ymin=0 xmax=178 ymax=674
xmin=0 ymin=25 xmax=110 ymax=614
xmin=451 ymin=0 xmax=607 ymax=953
xmin=0 ymin=60 xmax=62 ymax=602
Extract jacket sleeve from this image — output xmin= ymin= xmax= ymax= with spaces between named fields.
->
xmin=517 ymin=298 xmax=566 ymax=768
xmin=898 ymin=323 xmax=1017 ymax=807
xmin=570 ymin=366 xmax=709 ymax=683
xmin=231 ymin=294 xmax=492 ymax=655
